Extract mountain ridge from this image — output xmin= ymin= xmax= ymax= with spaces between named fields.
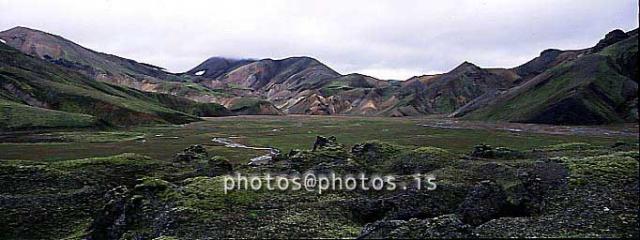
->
xmin=1 ymin=26 xmax=637 ymax=125
xmin=0 ymin=40 xmax=233 ymax=130
xmin=453 ymin=29 xmax=638 ymax=124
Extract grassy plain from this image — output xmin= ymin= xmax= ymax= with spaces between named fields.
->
xmin=0 ymin=115 xmax=636 ymax=164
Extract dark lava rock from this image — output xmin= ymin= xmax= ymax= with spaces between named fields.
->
xmin=342 ymin=183 xmax=468 ymax=223
xmin=351 ymin=141 xmax=403 ymax=167
xmin=359 ymin=214 xmax=473 ymax=239
xmin=312 ymin=135 xmax=340 ymax=151
xmin=87 ymin=179 xmax=180 ymax=240
xmin=87 ymin=186 xmax=137 ymax=240
xmin=471 ymin=144 xmax=524 ymax=159
xmin=344 ymin=199 xmax=394 ymax=224
xmin=457 ymin=180 xmax=508 ymax=226
xmin=286 ymin=149 xmax=303 ymax=158
xmin=197 ymin=156 xmax=233 ymax=176
xmin=174 ymin=152 xmax=197 ymax=162
xmin=358 ymin=219 xmax=405 ymax=238
xmin=384 ymin=152 xmax=443 ymax=175
xmin=471 ymin=144 xmax=494 ymax=158
xmin=174 ymin=144 xmax=209 ymax=162
xmin=503 ymin=160 xmax=569 ymax=216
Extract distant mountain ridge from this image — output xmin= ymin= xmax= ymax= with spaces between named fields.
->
xmin=1 ymin=26 xmax=637 ymax=125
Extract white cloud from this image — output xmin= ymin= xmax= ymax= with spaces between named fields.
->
xmin=0 ymin=0 xmax=637 ymax=79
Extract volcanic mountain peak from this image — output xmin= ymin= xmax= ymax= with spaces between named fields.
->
xmin=186 ymin=56 xmax=256 ymax=78
xmin=0 ymin=26 xmax=176 ymax=80
xmin=591 ymin=29 xmax=630 ymax=53
xmin=264 ymin=56 xmax=340 ymax=77
xmin=188 ymin=55 xmax=341 ymax=92
xmin=3 ymin=26 xmax=51 ymax=37
xmin=449 ymin=61 xmax=484 ymax=74
xmin=0 ymin=26 xmax=83 ymax=59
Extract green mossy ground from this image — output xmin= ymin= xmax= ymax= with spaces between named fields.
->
xmin=0 ymin=99 xmax=97 ymax=130
xmin=0 ymin=116 xmax=637 ymax=239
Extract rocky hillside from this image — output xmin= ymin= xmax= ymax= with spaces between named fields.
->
xmin=384 ymin=62 xmax=518 ymax=116
xmin=0 ymin=41 xmax=232 ymax=130
xmin=453 ymin=29 xmax=638 ymax=124
xmin=0 ymin=27 xmax=262 ymax=112
xmin=0 ymin=27 xmax=182 ymax=84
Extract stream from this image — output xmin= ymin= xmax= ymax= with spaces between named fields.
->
xmin=211 ymin=137 xmax=280 ymax=165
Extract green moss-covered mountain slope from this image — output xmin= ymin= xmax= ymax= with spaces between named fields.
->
xmin=0 ymin=42 xmax=231 ymax=129
xmin=455 ymin=29 xmax=638 ymax=124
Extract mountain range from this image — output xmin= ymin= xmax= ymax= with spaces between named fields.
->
xmin=0 ymin=26 xmax=637 ymax=129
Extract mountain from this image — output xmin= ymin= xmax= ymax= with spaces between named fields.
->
xmin=184 ymin=56 xmax=395 ymax=115
xmin=186 ymin=57 xmax=257 ymax=79
xmin=0 ymin=27 xmax=245 ymax=107
xmin=0 ymin=26 xmax=284 ymax=115
xmin=183 ymin=28 xmax=637 ymax=122
xmin=283 ymin=73 xmax=396 ymax=115
xmin=382 ymin=62 xmax=518 ymax=116
xmin=0 ymin=27 xmax=182 ymax=83
xmin=183 ymin=57 xmax=521 ymax=117
xmin=2 ymin=26 xmax=637 ymax=125
xmin=453 ymin=29 xmax=638 ymax=124
xmin=186 ymin=56 xmax=340 ymax=90
xmin=0 ymin=41 xmax=232 ymax=130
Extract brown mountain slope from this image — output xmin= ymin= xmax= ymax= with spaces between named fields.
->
xmin=184 ymin=56 xmax=397 ymax=115
xmin=0 ymin=27 xmax=243 ymax=106
xmin=0 ymin=26 xmax=182 ymax=84
xmin=0 ymin=41 xmax=233 ymax=129
xmin=0 ymin=27 xmax=282 ymax=115
xmin=382 ymin=62 xmax=516 ymax=116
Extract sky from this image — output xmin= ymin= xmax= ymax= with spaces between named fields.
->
xmin=1 ymin=0 xmax=638 ymax=80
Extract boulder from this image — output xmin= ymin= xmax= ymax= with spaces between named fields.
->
xmin=351 ymin=141 xmax=404 ymax=167
xmin=512 ymin=160 xmax=569 ymax=214
xmin=343 ymin=199 xmax=393 ymax=224
xmin=87 ymin=186 xmax=136 ymax=240
xmin=359 ymin=214 xmax=473 ymax=238
xmin=471 ymin=144 xmax=524 ymax=159
xmin=174 ymin=144 xmax=209 ymax=162
xmin=457 ymin=180 xmax=508 ymax=225
xmin=194 ymin=156 xmax=233 ymax=176
xmin=359 ymin=220 xmax=405 ymax=238
xmin=312 ymin=135 xmax=340 ymax=151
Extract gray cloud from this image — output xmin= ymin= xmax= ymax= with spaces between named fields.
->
xmin=1 ymin=0 xmax=637 ymax=79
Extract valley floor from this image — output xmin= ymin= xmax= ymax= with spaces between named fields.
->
xmin=0 ymin=116 xmax=638 ymax=239
xmin=0 ymin=115 xmax=636 ymax=163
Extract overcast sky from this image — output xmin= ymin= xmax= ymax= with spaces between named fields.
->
xmin=1 ymin=0 xmax=638 ymax=79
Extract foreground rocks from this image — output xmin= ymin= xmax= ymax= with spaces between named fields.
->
xmin=360 ymin=214 xmax=473 ymax=238
xmin=457 ymin=180 xmax=509 ymax=226
xmin=174 ymin=144 xmax=209 ymax=162
xmin=0 ymin=138 xmax=638 ymax=239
